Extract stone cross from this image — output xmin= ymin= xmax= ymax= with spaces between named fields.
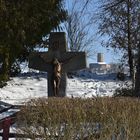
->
xmin=29 ymin=32 xmax=87 ymax=97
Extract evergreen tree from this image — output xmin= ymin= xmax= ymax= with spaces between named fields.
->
xmin=0 ymin=0 xmax=67 ymax=84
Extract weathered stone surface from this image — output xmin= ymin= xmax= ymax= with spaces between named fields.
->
xmin=29 ymin=32 xmax=87 ymax=97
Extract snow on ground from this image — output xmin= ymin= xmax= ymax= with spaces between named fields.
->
xmin=0 ymin=71 xmax=130 ymax=140
xmin=0 ymin=72 xmax=126 ymax=105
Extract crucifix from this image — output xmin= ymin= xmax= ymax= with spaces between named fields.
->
xmin=29 ymin=32 xmax=87 ymax=97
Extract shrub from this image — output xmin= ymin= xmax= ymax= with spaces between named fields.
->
xmin=17 ymin=97 xmax=140 ymax=140
xmin=113 ymin=88 xmax=134 ymax=97
xmin=116 ymin=72 xmax=125 ymax=81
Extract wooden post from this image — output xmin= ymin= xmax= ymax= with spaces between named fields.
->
xmin=2 ymin=118 xmax=11 ymax=140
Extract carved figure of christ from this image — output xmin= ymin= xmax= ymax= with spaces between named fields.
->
xmin=29 ymin=32 xmax=87 ymax=97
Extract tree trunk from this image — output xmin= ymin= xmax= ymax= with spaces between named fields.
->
xmin=134 ymin=44 xmax=140 ymax=96
xmin=127 ymin=0 xmax=135 ymax=88
xmin=0 ymin=51 xmax=10 ymax=82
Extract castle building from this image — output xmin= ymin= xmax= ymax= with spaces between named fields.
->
xmin=89 ymin=53 xmax=111 ymax=74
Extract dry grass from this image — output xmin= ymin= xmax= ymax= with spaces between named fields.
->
xmin=17 ymin=97 xmax=140 ymax=140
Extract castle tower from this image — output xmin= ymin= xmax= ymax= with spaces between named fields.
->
xmin=97 ymin=53 xmax=104 ymax=63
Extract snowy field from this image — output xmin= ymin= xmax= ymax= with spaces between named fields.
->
xmin=0 ymin=71 xmax=126 ymax=105
xmin=0 ymin=71 xmax=130 ymax=140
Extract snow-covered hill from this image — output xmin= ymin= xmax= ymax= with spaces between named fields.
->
xmin=0 ymin=72 xmax=126 ymax=105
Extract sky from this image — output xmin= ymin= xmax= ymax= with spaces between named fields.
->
xmin=88 ymin=47 xmax=121 ymax=64
xmin=65 ymin=0 xmax=122 ymax=64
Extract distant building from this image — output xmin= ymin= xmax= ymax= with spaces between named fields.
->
xmin=77 ymin=53 xmax=129 ymax=77
xmin=97 ymin=53 xmax=104 ymax=63
xmin=89 ymin=53 xmax=112 ymax=74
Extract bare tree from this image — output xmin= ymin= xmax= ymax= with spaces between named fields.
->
xmin=97 ymin=0 xmax=140 ymax=88
xmin=65 ymin=0 xmax=96 ymax=58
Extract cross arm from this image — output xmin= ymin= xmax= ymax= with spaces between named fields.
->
xmin=62 ymin=52 xmax=87 ymax=72
xmin=28 ymin=52 xmax=53 ymax=72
